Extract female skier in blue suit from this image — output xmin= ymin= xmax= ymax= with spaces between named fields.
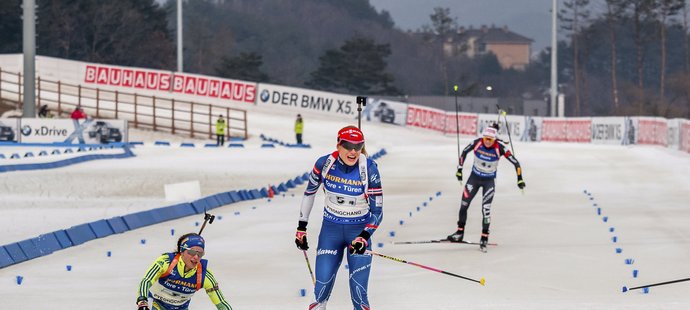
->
xmin=295 ymin=125 xmax=383 ymax=310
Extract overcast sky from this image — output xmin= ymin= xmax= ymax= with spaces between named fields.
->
xmin=160 ymin=0 xmax=559 ymax=56
xmin=369 ymin=0 xmax=560 ymax=55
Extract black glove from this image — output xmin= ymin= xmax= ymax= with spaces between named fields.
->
xmin=349 ymin=231 xmax=370 ymax=255
xmin=517 ymin=175 xmax=526 ymax=189
xmin=295 ymin=221 xmax=308 ymax=250
xmin=456 ymin=166 xmax=463 ymax=182
xmin=136 ymin=297 xmax=150 ymax=310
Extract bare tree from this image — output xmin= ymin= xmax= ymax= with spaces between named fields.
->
xmin=560 ymin=0 xmax=591 ymax=116
xmin=683 ymin=0 xmax=690 ymax=117
xmin=682 ymin=0 xmax=690 ymax=74
xmin=428 ymin=7 xmax=459 ymax=95
xmin=657 ymin=0 xmax=684 ymax=101
xmin=629 ymin=0 xmax=657 ymax=89
xmin=603 ymin=0 xmax=628 ymax=112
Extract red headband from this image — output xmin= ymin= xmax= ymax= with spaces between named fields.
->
xmin=337 ymin=127 xmax=364 ymax=143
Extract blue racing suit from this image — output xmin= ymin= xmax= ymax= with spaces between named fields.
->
xmin=299 ymin=151 xmax=383 ymax=310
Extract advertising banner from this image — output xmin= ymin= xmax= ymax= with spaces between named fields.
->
xmin=405 ymin=104 xmax=446 ymax=133
xmin=622 ymin=117 xmax=637 ymax=145
xmin=0 ymin=118 xmax=18 ymax=142
xmin=591 ymin=117 xmax=625 ymax=145
xmin=476 ymin=113 xmax=527 ymax=141
xmin=565 ymin=118 xmax=592 ymax=143
xmin=541 ymin=118 xmax=567 ymax=142
xmin=477 ymin=114 xmax=528 ymax=141
xmin=444 ymin=112 xmax=478 ymax=135
xmin=666 ymin=119 xmax=681 ymax=149
xmin=505 ymin=115 xmax=527 ymax=141
xmin=257 ymin=83 xmax=357 ymax=119
xmin=637 ymin=117 xmax=668 ymax=146
xmin=680 ymin=120 xmax=690 ymax=153
xmin=360 ymin=98 xmax=408 ymax=126
xmin=541 ymin=118 xmax=591 ymax=142
xmin=477 ymin=113 xmax=500 ymax=136
xmin=19 ymin=119 xmax=128 ymax=144
xmin=82 ymin=63 xmax=256 ymax=104
xmin=521 ymin=116 xmax=542 ymax=142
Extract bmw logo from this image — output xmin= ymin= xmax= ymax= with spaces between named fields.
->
xmin=21 ymin=125 xmax=32 ymax=136
xmin=260 ymin=90 xmax=270 ymax=102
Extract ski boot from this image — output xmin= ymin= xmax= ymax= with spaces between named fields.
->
xmin=447 ymin=228 xmax=464 ymax=243
xmin=479 ymin=233 xmax=489 ymax=253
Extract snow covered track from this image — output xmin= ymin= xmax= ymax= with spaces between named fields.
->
xmin=0 ymin=143 xmax=387 ymax=269
xmin=1 ymin=112 xmax=690 ymax=309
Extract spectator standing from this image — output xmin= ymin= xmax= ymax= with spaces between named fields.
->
xmin=295 ymin=114 xmax=304 ymax=144
xmin=216 ymin=115 xmax=226 ymax=146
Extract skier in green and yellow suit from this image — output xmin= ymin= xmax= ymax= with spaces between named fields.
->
xmin=136 ymin=233 xmax=232 ymax=310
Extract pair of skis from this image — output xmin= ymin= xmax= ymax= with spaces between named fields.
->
xmin=392 ymin=238 xmax=498 ymax=253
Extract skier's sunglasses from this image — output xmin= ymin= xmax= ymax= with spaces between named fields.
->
xmin=339 ymin=140 xmax=364 ymax=151
xmin=182 ymin=247 xmax=205 ymax=258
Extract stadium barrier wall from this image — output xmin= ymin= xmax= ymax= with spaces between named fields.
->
xmin=2 ymin=54 xmax=688 ymax=153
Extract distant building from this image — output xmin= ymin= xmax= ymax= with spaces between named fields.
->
xmin=443 ymin=25 xmax=533 ymax=70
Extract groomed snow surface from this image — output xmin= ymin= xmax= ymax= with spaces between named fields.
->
xmin=2 ymin=107 xmax=690 ymax=309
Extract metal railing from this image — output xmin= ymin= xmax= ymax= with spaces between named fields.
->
xmin=0 ymin=68 xmax=248 ymax=140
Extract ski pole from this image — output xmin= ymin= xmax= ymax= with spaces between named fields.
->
xmin=496 ymin=104 xmax=515 ymax=155
xmin=453 ymin=85 xmax=461 ymax=163
xmin=198 ymin=211 xmax=215 ymax=235
xmin=392 ymin=239 xmax=498 ymax=246
xmin=302 ymin=250 xmax=316 ymax=286
xmin=502 ymin=112 xmax=525 ymax=194
xmin=623 ymin=277 xmax=690 ymax=292
xmin=495 ymin=106 xmax=502 ymax=128
xmin=503 ymin=112 xmax=516 ymax=156
xmin=366 ymin=250 xmax=485 ymax=285
xmin=453 ymin=83 xmax=477 ymax=163
xmin=497 ymin=104 xmax=523 ymax=194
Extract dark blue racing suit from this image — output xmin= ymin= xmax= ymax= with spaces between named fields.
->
xmin=299 ymin=151 xmax=383 ymax=310
xmin=458 ymin=138 xmax=521 ymax=235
